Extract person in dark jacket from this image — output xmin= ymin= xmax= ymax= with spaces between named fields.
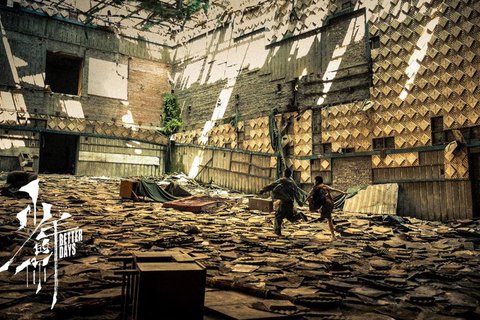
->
xmin=259 ymin=168 xmax=306 ymax=235
xmin=307 ymin=176 xmax=346 ymax=240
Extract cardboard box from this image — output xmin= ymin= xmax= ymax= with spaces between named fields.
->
xmin=133 ymin=251 xmax=206 ymax=320
xmin=248 ymin=197 xmax=274 ymax=212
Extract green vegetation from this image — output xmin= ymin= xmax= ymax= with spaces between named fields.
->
xmin=87 ymin=1 xmax=209 ymax=29
xmin=161 ymin=92 xmax=182 ymax=135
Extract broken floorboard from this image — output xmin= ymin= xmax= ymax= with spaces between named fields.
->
xmin=163 ymin=195 xmax=226 ymax=213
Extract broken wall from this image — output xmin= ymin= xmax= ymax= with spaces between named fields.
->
xmin=0 ymin=8 xmax=170 ymax=175
xmin=0 ymin=9 xmax=171 ymax=125
xmin=172 ymin=4 xmax=369 ymax=188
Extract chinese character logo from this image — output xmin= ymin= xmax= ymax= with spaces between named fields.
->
xmin=0 ymin=179 xmax=83 ymax=309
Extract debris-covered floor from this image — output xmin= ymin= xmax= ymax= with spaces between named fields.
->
xmin=0 ymin=175 xmax=479 ymax=319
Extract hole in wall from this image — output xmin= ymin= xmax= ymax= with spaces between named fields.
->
xmin=45 ymin=51 xmax=83 ymax=95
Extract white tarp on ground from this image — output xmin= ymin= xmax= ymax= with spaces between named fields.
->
xmin=343 ymin=183 xmax=399 ymax=215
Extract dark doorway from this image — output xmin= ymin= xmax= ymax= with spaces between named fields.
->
xmin=39 ymin=133 xmax=78 ymax=174
xmin=469 ymin=148 xmax=480 ymax=218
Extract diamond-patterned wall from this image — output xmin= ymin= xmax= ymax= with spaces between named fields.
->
xmin=321 ymin=0 xmax=480 ymax=165
xmin=242 ymin=116 xmax=273 ymax=153
xmin=285 ymin=158 xmax=312 ymax=184
xmin=370 ymin=0 xmax=480 ymax=137
xmin=445 ymin=147 xmax=469 ymax=179
xmin=321 ymin=101 xmax=372 ymax=152
xmin=175 ymin=110 xmax=312 ymax=160
xmin=372 ymin=152 xmax=419 ymax=169
xmin=289 ymin=110 xmax=313 ymax=157
xmin=0 ymin=112 xmax=168 ymax=145
xmin=320 ymin=159 xmax=331 ymax=171
xmin=174 ymin=116 xmax=273 ymax=153
xmin=0 ymin=110 xmax=18 ymax=125
xmin=209 ymin=123 xmax=237 ymax=148
xmin=174 ymin=129 xmax=202 ymax=144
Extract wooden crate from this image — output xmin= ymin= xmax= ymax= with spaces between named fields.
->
xmin=120 ymin=180 xmax=139 ymax=199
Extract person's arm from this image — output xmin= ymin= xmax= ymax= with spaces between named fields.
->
xmin=325 ymin=185 xmax=347 ymax=194
xmin=259 ymin=179 xmax=280 ymax=194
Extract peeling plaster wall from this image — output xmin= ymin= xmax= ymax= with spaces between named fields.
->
xmin=0 ymin=9 xmax=171 ymax=126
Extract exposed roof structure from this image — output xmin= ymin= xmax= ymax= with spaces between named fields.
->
xmin=4 ymin=0 xmax=389 ymax=46
xmin=10 ymin=0 xmax=212 ymax=45
xmin=9 ymin=0 xmax=459 ymax=48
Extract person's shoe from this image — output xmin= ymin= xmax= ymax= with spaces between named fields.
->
xmin=274 ymin=220 xmax=282 ymax=236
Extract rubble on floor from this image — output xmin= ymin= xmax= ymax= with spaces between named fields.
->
xmin=0 ymin=175 xmax=479 ymax=319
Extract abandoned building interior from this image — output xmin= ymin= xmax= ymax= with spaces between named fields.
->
xmin=0 ymin=0 xmax=480 ymax=319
